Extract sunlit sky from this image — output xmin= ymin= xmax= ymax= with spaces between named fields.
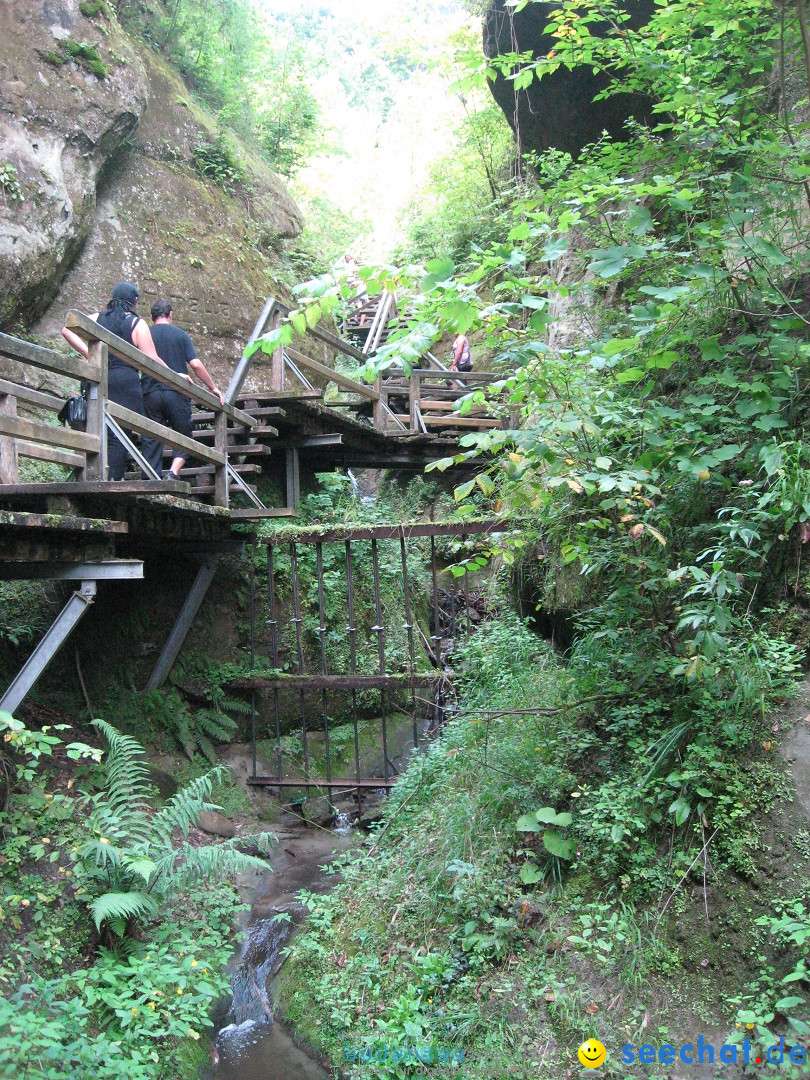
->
xmin=256 ymin=0 xmax=475 ymax=260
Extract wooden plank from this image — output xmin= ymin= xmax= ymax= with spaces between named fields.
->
xmin=0 ymin=509 xmax=128 ymax=533
xmin=0 ymin=480 xmax=190 ymax=497
xmin=186 ymin=483 xmax=257 ymax=496
xmin=177 ymin=464 xmax=262 ymax=477
xmin=0 ymin=412 xmax=101 ymax=453
xmin=214 ymin=409 xmax=228 ymax=508
xmin=421 ymin=415 xmax=501 ymax=429
xmin=236 ymin=390 xmax=322 ymax=402
xmin=0 ymin=379 xmax=65 ymax=412
xmin=16 ymin=441 xmax=85 ymax=469
xmin=418 ymin=399 xmax=492 ymax=412
xmin=264 ymin=519 xmax=509 ymax=544
xmin=412 ymin=369 xmax=503 ymax=383
xmin=298 ymin=322 xmax=368 ymax=364
xmin=106 ymin=402 xmax=225 ymax=466
xmin=0 ymin=394 xmax=19 ymax=484
xmin=249 ymin=776 xmax=396 ymax=789
xmin=285 ymin=346 xmax=379 ymax=401
xmin=229 ymin=508 xmax=296 ymax=520
xmin=233 ymin=673 xmax=441 ymax=691
xmin=193 ymin=406 xmax=286 ymax=422
xmin=189 ymin=423 xmax=278 ymax=440
xmin=64 ymin=311 xmax=256 ymax=427
xmin=0 ymin=331 xmax=101 ymax=384
xmin=84 ymin=338 xmax=107 ymax=481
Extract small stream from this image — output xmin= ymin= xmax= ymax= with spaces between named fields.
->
xmin=202 ymin=819 xmax=355 ymax=1080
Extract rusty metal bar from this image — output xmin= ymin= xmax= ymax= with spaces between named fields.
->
xmin=371 ymin=539 xmax=390 ymax=783
xmin=315 ymin=542 xmax=331 ymax=785
xmin=431 ymin=536 xmax=441 ymax=655
xmin=399 ymin=534 xmax=419 ymax=750
xmin=250 ymin=561 xmax=256 ymax=781
xmin=289 ymin=541 xmax=309 ymax=794
xmin=267 ymin=545 xmax=283 ymax=785
xmin=345 ymin=540 xmax=361 ymax=789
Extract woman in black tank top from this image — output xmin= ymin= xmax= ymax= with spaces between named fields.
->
xmin=62 ymin=282 xmax=166 ymax=480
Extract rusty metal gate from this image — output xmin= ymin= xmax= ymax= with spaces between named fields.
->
xmin=239 ymin=520 xmax=503 ymax=800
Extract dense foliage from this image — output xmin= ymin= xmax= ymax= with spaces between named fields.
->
xmin=271 ymin=0 xmax=810 ymax=1072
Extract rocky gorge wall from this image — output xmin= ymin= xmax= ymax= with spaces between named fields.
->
xmin=0 ymin=0 xmax=303 ymax=389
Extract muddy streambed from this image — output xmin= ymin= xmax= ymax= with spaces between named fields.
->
xmin=202 ymin=818 xmax=354 ymax=1080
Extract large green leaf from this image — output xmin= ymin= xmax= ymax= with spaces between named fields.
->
xmin=90 ymin=891 xmax=159 ymax=932
xmin=543 ymin=830 xmax=575 ymax=860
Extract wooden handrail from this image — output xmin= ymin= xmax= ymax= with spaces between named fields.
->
xmin=0 ymin=411 xmax=101 ymax=453
xmin=106 ymin=402 xmax=225 ymax=466
xmin=284 ymin=346 xmax=379 ymax=401
xmin=0 ymin=379 xmax=66 ymax=413
xmin=0 ymin=331 xmax=101 ymax=384
xmin=64 ymin=311 xmax=256 ymax=427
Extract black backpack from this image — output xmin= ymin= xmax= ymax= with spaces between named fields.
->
xmin=57 ymin=394 xmax=87 ymax=430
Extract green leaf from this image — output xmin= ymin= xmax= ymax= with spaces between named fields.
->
xmin=616 ymin=368 xmax=646 ymax=383
xmin=519 ymin=861 xmax=544 ymax=884
xmin=516 ymin=814 xmax=543 ymax=832
xmin=422 ymin=257 xmax=456 ymax=290
xmin=454 ymin=479 xmax=476 ymax=502
xmin=645 ymin=351 xmax=678 ymax=370
xmin=588 ymin=245 xmax=648 ymax=279
xmin=543 ymin=830 xmax=575 ymax=860
xmin=669 ymin=797 xmax=691 ymax=826
xmin=426 ymin=457 xmax=455 ymax=473
xmin=305 ymin=302 xmax=321 ymax=329
xmin=638 ymin=286 xmax=691 ymax=303
xmin=775 ymin=996 xmax=806 ymax=1012
xmin=290 ymin=311 xmax=306 ymax=337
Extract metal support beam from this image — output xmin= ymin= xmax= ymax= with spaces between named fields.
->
xmin=1 ymin=581 xmax=97 ymax=714
xmin=0 ymin=561 xmax=143 ymax=581
xmin=145 ymin=558 xmax=219 ymax=691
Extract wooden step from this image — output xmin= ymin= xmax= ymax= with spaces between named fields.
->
xmin=235 ymin=391 xmax=323 ymax=404
xmin=229 ymin=508 xmax=296 ymax=520
xmin=193 ymin=424 xmax=278 ymax=441
xmin=193 ymin=406 xmax=286 ymax=423
xmin=421 ymin=416 xmax=502 ymax=429
xmin=189 ymin=482 xmax=258 ymax=496
xmin=176 ymin=464 xmax=262 ymax=478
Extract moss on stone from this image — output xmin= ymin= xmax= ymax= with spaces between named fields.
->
xmin=63 ymin=40 xmax=108 ymax=79
xmin=79 ymin=0 xmax=107 ymax=18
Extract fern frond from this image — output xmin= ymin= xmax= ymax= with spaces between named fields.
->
xmin=90 ymin=890 xmax=159 ymax=932
xmin=197 ymin=734 xmax=217 ymax=765
xmin=221 ymin=696 xmax=252 ymax=716
xmin=92 ymin=719 xmax=153 ymax=818
xmin=149 ymin=767 xmax=226 ymax=845
xmin=151 ymin=834 xmax=275 ymax=891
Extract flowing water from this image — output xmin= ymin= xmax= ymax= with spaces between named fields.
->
xmin=202 ymin=820 xmax=355 ymax=1080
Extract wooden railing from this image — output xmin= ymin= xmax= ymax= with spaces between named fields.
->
xmin=0 ymin=313 xmax=257 ymax=507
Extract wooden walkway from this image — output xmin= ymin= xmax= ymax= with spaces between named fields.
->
xmin=0 ymin=293 xmax=509 ymax=709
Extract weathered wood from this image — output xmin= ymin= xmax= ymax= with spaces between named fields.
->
xmin=420 ymin=415 xmax=502 ymax=429
xmin=249 ymin=776 xmax=396 ymax=789
xmin=0 ymin=380 xmax=65 ymax=412
xmin=191 ymin=423 xmax=278 ymax=440
xmin=0 ymin=394 xmax=19 ymax=484
xmin=16 ymin=441 xmax=85 ymax=469
xmin=0 ymin=509 xmax=128 ymax=533
xmin=193 ymin=406 xmax=286 ymax=422
xmin=297 ymin=322 xmax=368 ymax=364
xmin=0 ymin=480 xmax=190 ymax=497
xmin=64 ymin=311 xmax=256 ymax=427
xmin=226 ymin=296 xmax=280 ymax=404
xmin=0 ymin=332 xmax=101 ymax=384
xmin=264 ymin=518 xmax=509 ymax=544
xmin=177 ymin=464 xmax=262 ymax=477
xmin=229 ymin=508 xmax=296 ymax=520
xmin=233 ymin=673 xmax=440 ymax=690
xmin=0 ymin=412 xmax=102 ymax=454
xmin=213 ymin=409 xmax=228 ymax=508
xmin=286 ymin=446 xmax=300 ymax=510
xmin=284 ymin=346 xmax=379 ymax=401
xmin=418 ymin=399 xmax=492 ymax=412
xmin=411 ymin=369 xmax=504 ymax=383
xmin=84 ymin=338 xmax=107 ymax=480
xmin=235 ymin=390 xmax=322 ymax=403
xmin=106 ymin=402 xmax=225 ymax=465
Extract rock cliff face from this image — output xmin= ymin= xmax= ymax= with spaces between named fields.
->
xmin=0 ymin=1 xmax=303 ymax=385
xmin=483 ymin=0 xmax=656 ymax=159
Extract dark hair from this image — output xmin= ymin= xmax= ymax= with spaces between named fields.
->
xmin=151 ymin=298 xmax=172 ymax=321
xmin=99 ymin=281 xmax=139 ymax=337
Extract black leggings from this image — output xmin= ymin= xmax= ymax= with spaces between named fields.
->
xmin=107 ymin=364 xmax=159 ymax=480
xmin=142 ymin=387 xmax=193 ymax=473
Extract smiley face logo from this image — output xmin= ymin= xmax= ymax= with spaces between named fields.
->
xmin=578 ymin=1039 xmax=607 ymax=1068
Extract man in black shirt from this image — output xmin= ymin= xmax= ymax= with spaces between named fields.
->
xmin=142 ymin=298 xmax=224 ymax=478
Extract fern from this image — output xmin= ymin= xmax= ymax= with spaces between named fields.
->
xmin=76 ymin=723 xmax=276 ymax=936
xmin=90 ymin=890 xmax=159 ymax=932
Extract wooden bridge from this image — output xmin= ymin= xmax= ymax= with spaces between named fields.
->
xmin=0 ymin=293 xmax=507 ymax=715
